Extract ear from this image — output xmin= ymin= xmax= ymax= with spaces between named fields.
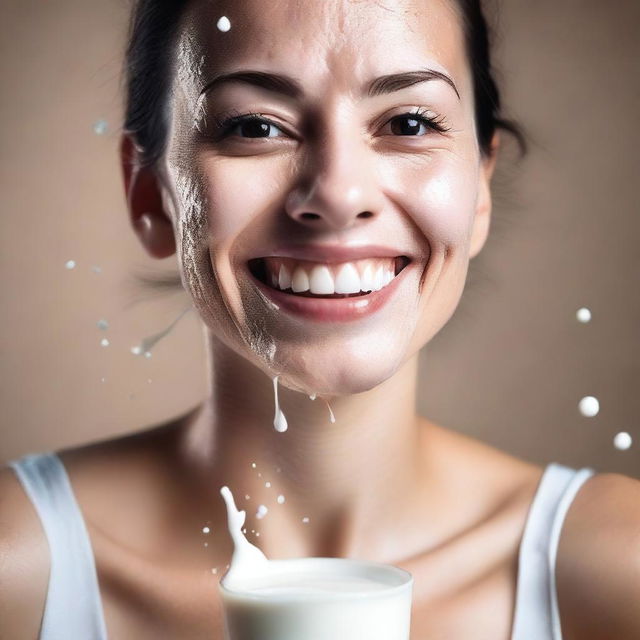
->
xmin=119 ymin=134 xmax=176 ymax=259
xmin=469 ymin=132 xmax=499 ymax=259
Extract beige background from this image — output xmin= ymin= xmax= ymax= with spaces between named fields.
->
xmin=1 ymin=0 xmax=638 ymax=477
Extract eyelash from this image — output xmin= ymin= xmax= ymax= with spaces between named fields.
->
xmin=210 ymin=107 xmax=450 ymax=141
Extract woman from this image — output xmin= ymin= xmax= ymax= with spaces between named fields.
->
xmin=2 ymin=0 xmax=638 ymax=638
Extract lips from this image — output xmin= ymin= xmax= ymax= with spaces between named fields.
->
xmin=244 ymin=245 xmax=414 ymax=322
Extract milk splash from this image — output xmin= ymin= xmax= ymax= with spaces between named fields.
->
xmin=219 ymin=486 xmax=269 ymax=589
xmin=308 ymin=392 xmax=336 ymax=423
xmin=130 ymin=306 xmax=191 ymax=357
xmin=273 ymin=375 xmax=289 ymax=432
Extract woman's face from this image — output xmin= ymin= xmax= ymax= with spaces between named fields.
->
xmin=158 ymin=0 xmax=495 ymax=395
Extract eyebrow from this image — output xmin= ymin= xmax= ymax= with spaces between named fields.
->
xmin=198 ymin=68 xmax=460 ymax=101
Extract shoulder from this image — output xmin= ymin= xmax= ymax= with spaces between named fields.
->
xmin=0 ymin=462 xmax=50 ymax=639
xmin=557 ymin=471 xmax=640 ymax=640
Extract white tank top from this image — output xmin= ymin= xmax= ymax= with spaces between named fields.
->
xmin=8 ymin=452 xmax=594 ymax=639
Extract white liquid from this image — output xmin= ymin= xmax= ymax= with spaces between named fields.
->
xmin=272 ymin=376 xmax=288 ymax=432
xmin=218 ymin=486 xmax=412 ymax=640
xmin=130 ymin=306 xmax=191 ymax=357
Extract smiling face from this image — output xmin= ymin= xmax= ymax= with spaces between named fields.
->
xmin=152 ymin=0 xmax=495 ymax=395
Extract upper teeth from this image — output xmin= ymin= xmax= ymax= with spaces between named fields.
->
xmin=263 ymin=257 xmax=398 ymax=294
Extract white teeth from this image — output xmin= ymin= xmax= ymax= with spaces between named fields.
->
xmin=335 ymin=263 xmax=362 ymax=294
xmin=373 ymin=265 xmax=385 ymax=291
xmin=309 ymin=265 xmax=335 ymax=294
xmin=278 ymin=264 xmax=291 ymax=290
xmin=384 ymin=269 xmax=394 ymax=285
xmin=360 ymin=264 xmax=374 ymax=292
xmin=291 ymin=267 xmax=310 ymax=292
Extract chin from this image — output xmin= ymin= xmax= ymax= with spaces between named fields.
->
xmin=272 ymin=335 xmax=409 ymax=397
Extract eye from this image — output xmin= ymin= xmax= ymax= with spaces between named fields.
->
xmin=384 ymin=109 xmax=450 ymax=137
xmin=215 ymin=113 xmax=285 ymax=140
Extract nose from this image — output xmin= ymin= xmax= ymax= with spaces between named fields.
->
xmin=284 ymin=130 xmax=383 ymax=231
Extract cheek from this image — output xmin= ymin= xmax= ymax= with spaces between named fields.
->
xmin=391 ymin=153 xmax=480 ymax=249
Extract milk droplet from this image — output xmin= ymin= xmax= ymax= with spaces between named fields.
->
xmin=251 ymin=462 xmax=257 ymax=468
xmin=204 ymin=542 xmax=209 ymax=547
xmin=277 ymin=494 xmax=285 ymax=504
xmin=265 ymin=481 xmax=271 ymax=488
xmin=309 ymin=393 xmax=317 ymax=401
xmin=97 ymin=319 xmax=109 ymax=331
xmin=613 ymin=432 xmax=632 ymax=450
xmin=579 ymin=396 xmax=599 ymax=417
xmin=302 ymin=517 xmax=310 ymax=524
xmin=211 ymin=567 xmax=218 ymax=574
xmin=576 ymin=307 xmax=592 ymax=323
xmin=325 ymin=399 xmax=336 ymax=423
xmin=216 ymin=16 xmax=231 ymax=31
xmin=242 ymin=528 xmax=247 ymax=533
xmin=273 ymin=375 xmax=288 ymax=432
xmin=245 ymin=494 xmax=250 ymax=500
xmin=65 ymin=260 xmax=76 ymax=269
xmin=130 ymin=307 xmax=191 ymax=359
xmin=100 ymin=338 xmax=110 ymax=347
xmin=256 ymin=505 xmax=268 ymax=519
xmin=256 ymin=532 xmax=260 ymax=537
xmin=93 ymin=119 xmax=108 ymax=135
xmin=202 ymin=526 xmax=211 ymax=534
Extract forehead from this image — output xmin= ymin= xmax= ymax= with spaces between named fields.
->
xmin=177 ymin=0 xmax=469 ymax=100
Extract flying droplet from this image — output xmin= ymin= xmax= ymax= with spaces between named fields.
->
xmin=202 ymin=526 xmax=211 ymax=534
xmin=277 ymin=494 xmax=285 ymax=504
xmin=302 ymin=517 xmax=310 ymax=524
xmin=576 ymin=307 xmax=592 ymax=323
xmin=93 ymin=119 xmax=108 ymax=135
xmin=309 ymin=393 xmax=317 ymax=401
xmin=256 ymin=505 xmax=268 ymax=520
xmin=211 ymin=567 xmax=218 ymax=575
xmin=97 ymin=319 xmax=109 ymax=331
xmin=65 ymin=260 xmax=76 ymax=270
xmin=130 ymin=307 xmax=191 ymax=359
xmin=579 ymin=396 xmax=599 ymax=417
xmin=216 ymin=16 xmax=231 ymax=32
xmin=256 ymin=532 xmax=260 ymax=537
xmin=265 ymin=481 xmax=271 ymax=488
xmin=251 ymin=462 xmax=257 ymax=468
xmin=100 ymin=338 xmax=110 ymax=347
xmin=244 ymin=494 xmax=250 ymax=500
xmin=613 ymin=432 xmax=632 ymax=451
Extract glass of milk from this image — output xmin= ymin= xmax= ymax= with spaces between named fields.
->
xmin=219 ymin=556 xmax=413 ymax=640
xmin=218 ymin=487 xmax=413 ymax=639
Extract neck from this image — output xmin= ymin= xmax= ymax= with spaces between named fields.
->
xmin=178 ymin=334 xmax=427 ymax=561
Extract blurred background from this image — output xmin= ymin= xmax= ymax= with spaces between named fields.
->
xmin=1 ymin=0 xmax=638 ymax=477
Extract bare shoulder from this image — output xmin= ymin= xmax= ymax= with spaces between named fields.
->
xmin=0 ymin=464 xmax=50 ymax=640
xmin=557 ymin=472 xmax=640 ymax=640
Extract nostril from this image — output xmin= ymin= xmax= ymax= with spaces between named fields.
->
xmin=357 ymin=211 xmax=374 ymax=219
xmin=300 ymin=212 xmax=321 ymax=220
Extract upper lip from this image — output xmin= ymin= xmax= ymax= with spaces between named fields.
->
xmin=248 ymin=244 xmax=413 ymax=264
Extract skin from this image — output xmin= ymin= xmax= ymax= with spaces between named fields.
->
xmin=1 ymin=0 xmax=639 ymax=638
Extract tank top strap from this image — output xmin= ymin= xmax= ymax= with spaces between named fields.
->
xmin=8 ymin=452 xmax=108 ymax=640
xmin=511 ymin=462 xmax=595 ymax=640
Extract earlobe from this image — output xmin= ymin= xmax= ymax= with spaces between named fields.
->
xmin=119 ymin=134 xmax=176 ymax=259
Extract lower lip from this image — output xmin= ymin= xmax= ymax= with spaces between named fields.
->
xmin=247 ymin=264 xmax=411 ymax=323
